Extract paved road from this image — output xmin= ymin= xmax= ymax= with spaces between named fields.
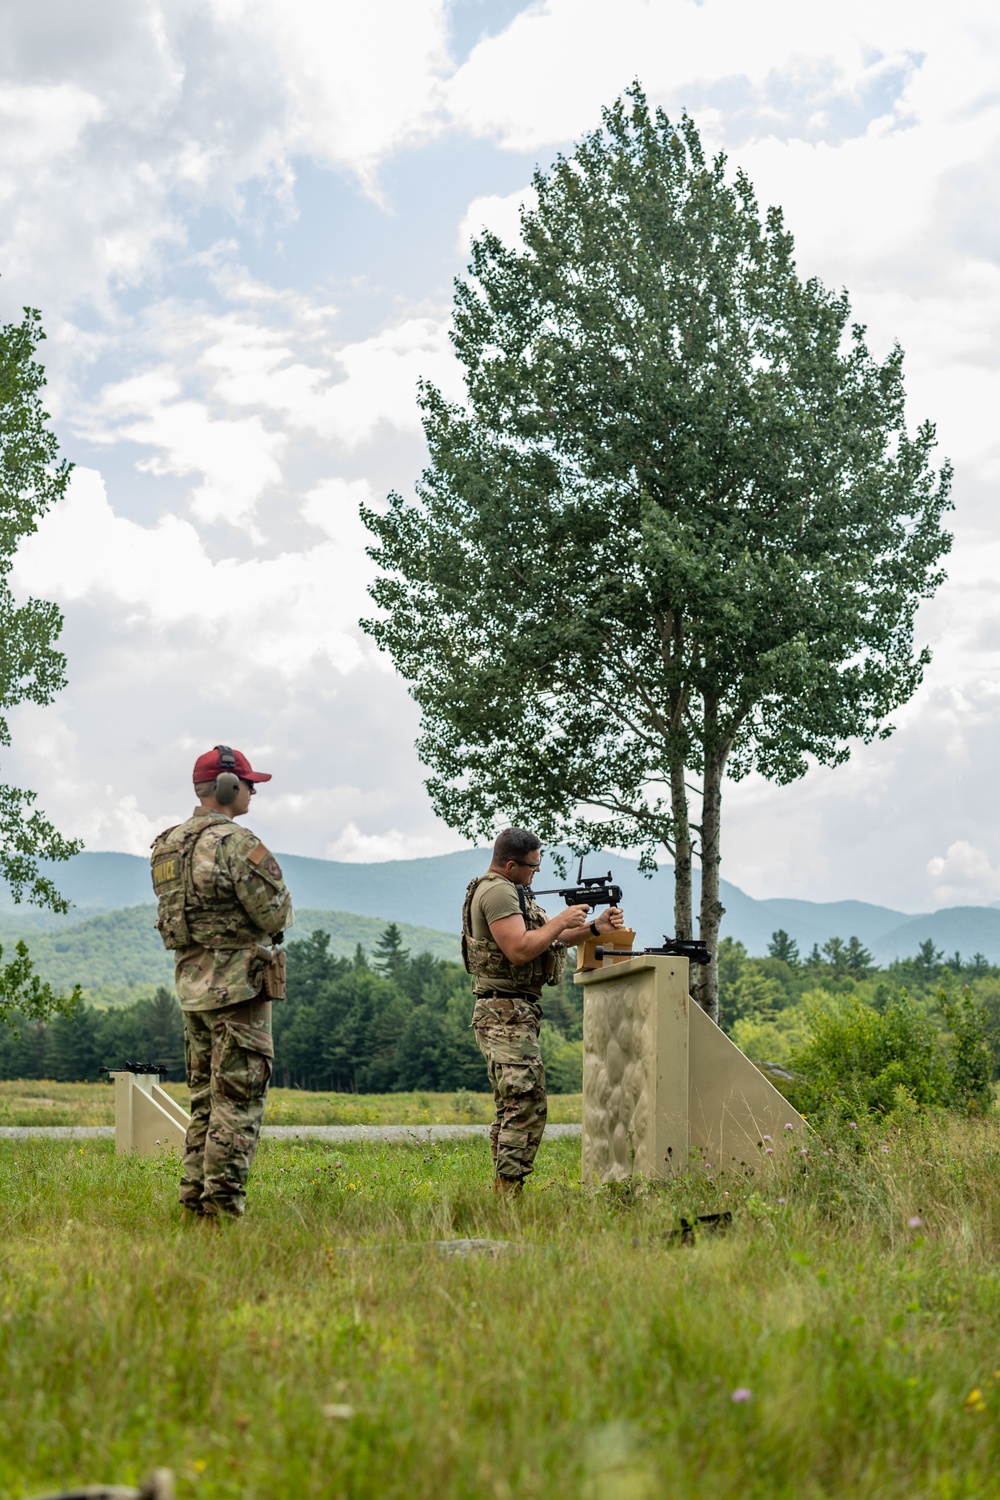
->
xmin=0 ymin=1123 xmax=583 ymax=1142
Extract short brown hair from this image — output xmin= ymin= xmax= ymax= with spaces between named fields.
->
xmin=493 ymin=827 xmax=541 ymax=865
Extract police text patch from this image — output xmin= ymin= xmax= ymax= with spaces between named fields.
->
xmin=152 ymin=856 xmax=181 ymax=891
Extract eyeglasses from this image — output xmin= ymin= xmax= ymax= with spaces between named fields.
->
xmin=512 ymin=858 xmax=541 ymax=871
xmin=241 ymin=780 xmax=256 ymax=795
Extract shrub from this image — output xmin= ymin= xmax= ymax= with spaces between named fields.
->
xmin=940 ymin=990 xmax=994 ymax=1114
xmin=790 ymin=993 xmax=951 ymax=1117
xmin=540 ymin=1024 xmax=583 ymax=1093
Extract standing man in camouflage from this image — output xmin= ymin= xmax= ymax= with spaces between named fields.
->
xmin=150 ymin=746 xmax=293 ymax=1220
xmin=463 ymin=827 xmax=625 ymax=1195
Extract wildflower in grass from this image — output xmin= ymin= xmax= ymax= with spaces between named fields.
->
xmin=762 ymin=1134 xmax=771 ymax=1142
xmin=881 ymin=1145 xmax=889 ymax=1154
xmin=799 ymin=1149 xmax=808 ymax=1156
xmin=730 ymin=1388 xmax=751 ymax=1403
xmin=848 ymin=1121 xmax=858 ymax=1129
xmin=965 ymin=1389 xmax=986 ymax=1412
xmin=784 ymin=1123 xmax=794 ymax=1131
xmin=777 ymin=1197 xmax=786 ymax=1204
xmin=765 ymin=1148 xmax=774 ymax=1156
xmin=908 ymin=1216 xmax=923 ymax=1229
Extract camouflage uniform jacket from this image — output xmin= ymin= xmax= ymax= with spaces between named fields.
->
xmin=150 ymin=809 xmax=293 ymax=1012
xmin=461 ymin=873 xmax=566 ymax=994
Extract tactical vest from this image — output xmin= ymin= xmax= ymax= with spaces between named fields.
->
xmin=461 ymin=873 xmax=566 ymax=989
xmin=150 ymin=816 xmax=264 ymax=952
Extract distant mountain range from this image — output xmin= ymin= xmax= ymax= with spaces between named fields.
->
xmin=0 ymin=904 xmax=461 ymax=997
xmin=2 ymin=848 xmax=1000 ymax=976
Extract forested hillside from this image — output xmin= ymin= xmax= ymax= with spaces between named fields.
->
xmin=3 ymin=921 xmax=1000 ymax=1104
xmin=0 ymin=924 xmax=583 ymax=1093
xmin=0 ymin=906 xmax=460 ymax=1004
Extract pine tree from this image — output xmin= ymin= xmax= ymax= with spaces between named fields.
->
xmin=47 ymin=1006 xmax=99 ymax=1082
xmin=373 ymin=922 xmax=410 ymax=980
xmin=767 ymin=930 xmax=800 ymax=967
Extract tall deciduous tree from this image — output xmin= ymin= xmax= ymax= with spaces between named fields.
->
xmin=0 ymin=303 xmax=81 ymax=1025
xmin=1 ymin=304 xmax=79 ymax=910
xmin=362 ymin=89 xmax=952 ymax=1021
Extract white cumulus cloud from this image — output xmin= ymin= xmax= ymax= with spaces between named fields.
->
xmin=927 ymin=841 xmax=1000 ymax=907
xmin=11 ymin=467 xmax=375 ymax=674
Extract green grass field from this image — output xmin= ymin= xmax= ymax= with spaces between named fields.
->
xmin=3 ymin=1112 xmax=1000 ymax=1497
xmin=0 ymin=1081 xmax=583 ymax=1128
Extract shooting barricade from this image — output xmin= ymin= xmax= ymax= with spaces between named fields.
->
xmin=574 ymin=952 xmax=802 ymax=1183
xmin=101 ymin=1065 xmax=191 ymax=1156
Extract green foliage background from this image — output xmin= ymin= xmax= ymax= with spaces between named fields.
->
xmin=4 ymin=916 xmax=1000 ymax=1116
xmin=0 ymin=926 xmax=587 ymax=1095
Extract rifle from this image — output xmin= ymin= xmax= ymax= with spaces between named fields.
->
xmin=98 ymin=1062 xmax=170 ymax=1076
xmin=594 ymin=937 xmax=713 ymax=966
xmin=534 ymin=855 xmax=623 ymax=911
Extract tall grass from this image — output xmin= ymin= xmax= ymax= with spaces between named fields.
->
xmin=0 ymin=1081 xmax=583 ymax=1128
xmin=2 ymin=1115 xmax=1000 ymax=1497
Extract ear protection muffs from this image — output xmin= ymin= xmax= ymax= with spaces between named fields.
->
xmin=214 ymin=745 xmax=241 ymax=806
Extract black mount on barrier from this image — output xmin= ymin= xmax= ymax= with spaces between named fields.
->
xmin=593 ymin=937 xmax=713 ymax=966
xmin=99 ymin=1063 xmax=170 ymax=1076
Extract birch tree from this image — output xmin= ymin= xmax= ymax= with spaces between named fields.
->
xmin=362 ymin=89 xmax=952 ymax=1020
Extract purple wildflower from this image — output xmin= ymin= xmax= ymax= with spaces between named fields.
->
xmin=731 ymin=1388 xmax=752 ymax=1403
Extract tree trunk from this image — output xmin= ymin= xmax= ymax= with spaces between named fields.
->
xmin=695 ymin=697 xmax=727 ymax=1024
xmin=670 ymin=757 xmax=693 ymax=941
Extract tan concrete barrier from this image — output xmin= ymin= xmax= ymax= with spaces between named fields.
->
xmin=576 ymin=954 xmax=803 ymax=1182
xmin=108 ymin=1070 xmax=190 ymax=1155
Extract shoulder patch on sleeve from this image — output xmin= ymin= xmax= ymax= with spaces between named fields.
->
xmin=248 ymin=841 xmax=268 ymax=865
xmin=264 ymin=855 xmax=283 ymax=880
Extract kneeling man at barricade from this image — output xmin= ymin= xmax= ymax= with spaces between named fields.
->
xmin=150 ymin=746 xmax=293 ymax=1221
xmin=463 ymin=828 xmax=625 ymax=1194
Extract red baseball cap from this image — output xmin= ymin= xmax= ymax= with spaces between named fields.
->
xmin=192 ymin=746 xmax=272 ymax=784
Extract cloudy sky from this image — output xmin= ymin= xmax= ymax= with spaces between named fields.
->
xmin=3 ymin=0 xmax=1000 ymax=914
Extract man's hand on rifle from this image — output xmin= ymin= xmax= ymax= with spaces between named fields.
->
xmin=559 ymin=904 xmax=625 ymax=943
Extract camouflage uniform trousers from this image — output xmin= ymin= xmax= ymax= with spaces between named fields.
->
xmin=472 ymin=994 xmax=547 ymax=1181
xmin=180 ymin=993 xmax=273 ymax=1218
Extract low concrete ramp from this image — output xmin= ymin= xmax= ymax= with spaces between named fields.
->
xmin=110 ymin=1071 xmax=190 ymax=1155
xmin=688 ymin=999 xmax=803 ymax=1167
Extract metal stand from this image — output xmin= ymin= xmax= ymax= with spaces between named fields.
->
xmin=575 ymin=954 xmax=803 ymax=1182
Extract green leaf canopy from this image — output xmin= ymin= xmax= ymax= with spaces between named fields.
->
xmin=362 ymin=89 xmax=952 ymax=1020
xmin=0 ymin=304 xmax=80 ymax=913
